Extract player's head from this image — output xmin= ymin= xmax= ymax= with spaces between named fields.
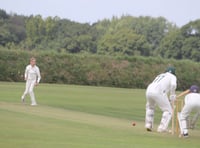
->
xmin=189 ymin=85 xmax=199 ymax=93
xmin=165 ymin=66 xmax=176 ymax=75
xmin=30 ymin=57 xmax=36 ymax=66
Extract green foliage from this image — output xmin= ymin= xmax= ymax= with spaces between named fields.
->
xmin=2 ymin=9 xmax=200 ymax=61
xmin=1 ymin=10 xmax=200 ymax=89
xmin=158 ymin=20 xmax=200 ymax=61
xmin=97 ymin=27 xmax=150 ymax=56
xmin=0 ymin=9 xmax=9 ymax=19
xmin=1 ymin=49 xmax=200 ymax=90
xmin=0 ymin=13 xmax=26 ymax=47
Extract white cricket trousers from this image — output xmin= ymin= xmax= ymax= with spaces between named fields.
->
xmin=145 ymin=91 xmax=172 ymax=131
xmin=180 ymin=94 xmax=200 ymax=134
xmin=22 ymin=79 xmax=37 ymax=105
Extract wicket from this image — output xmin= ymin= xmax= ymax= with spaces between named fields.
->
xmin=171 ymin=99 xmax=184 ymax=135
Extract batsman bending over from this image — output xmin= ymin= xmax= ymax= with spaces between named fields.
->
xmin=145 ymin=66 xmax=177 ymax=132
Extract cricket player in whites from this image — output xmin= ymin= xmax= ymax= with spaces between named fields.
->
xmin=21 ymin=57 xmax=41 ymax=106
xmin=178 ymin=85 xmax=200 ymax=137
xmin=145 ymin=66 xmax=177 ymax=132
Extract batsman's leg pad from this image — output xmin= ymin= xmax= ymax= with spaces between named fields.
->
xmin=158 ymin=111 xmax=172 ymax=132
xmin=145 ymin=109 xmax=154 ymax=129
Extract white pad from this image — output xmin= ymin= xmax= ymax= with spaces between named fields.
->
xmin=158 ymin=111 xmax=172 ymax=131
xmin=145 ymin=109 xmax=154 ymax=128
xmin=178 ymin=112 xmax=188 ymax=135
xmin=177 ymin=112 xmax=183 ymax=134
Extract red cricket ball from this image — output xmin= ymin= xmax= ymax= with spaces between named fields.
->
xmin=132 ymin=122 xmax=136 ymax=126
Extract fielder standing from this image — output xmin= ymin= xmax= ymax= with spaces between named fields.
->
xmin=178 ymin=85 xmax=200 ymax=137
xmin=21 ymin=57 xmax=41 ymax=106
xmin=145 ymin=66 xmax=177 ymax=132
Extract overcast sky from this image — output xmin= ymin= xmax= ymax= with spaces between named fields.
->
xmin=1 ymin=0 xmax=200 ymax=27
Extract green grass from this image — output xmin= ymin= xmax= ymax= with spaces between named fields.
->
xmin=0 ymin=82 xmax=200 ymax=148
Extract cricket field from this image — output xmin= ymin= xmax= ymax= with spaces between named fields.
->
xmin=0 ymin=82 xmax=199 ymax=148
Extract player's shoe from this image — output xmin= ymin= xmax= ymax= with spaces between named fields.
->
xmin=183 ymin=133 xmax=189 ymax=138
xmin=21 ymin=96 xmax=25 ymax=103
xmin=31 ymin=103 xmax=37 ymax=106
xmin=157 ymin=127 xmax=168 ymax=133
xmin=146 ymin=128 xmax=152 ymax=132
xmin=145 ymin=123 xmax=152 ymax=132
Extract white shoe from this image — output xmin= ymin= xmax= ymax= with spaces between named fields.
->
xmin=145 ymin=123 xmax=152 ymax=132
xmin=157 ymin=127 xmax=168 ymax=133
xmin=31 ymin=103 xmax=37 ymax=106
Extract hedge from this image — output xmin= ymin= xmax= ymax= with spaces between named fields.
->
xmin=0 ymin=49 xmax=200 ymax=90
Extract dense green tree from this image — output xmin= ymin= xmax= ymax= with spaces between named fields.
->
xmin=181 ymin=20 xmax=200 ymax=61
xmin=97 ymin=27 xmax=150 ymax=56
xmin=157 ymin=20 xmax=200 ymax=61
xmin=44 ymin=16 xmax=57 ymax=40
xmin=0 ymin=11 xmax=26 ymax=47
xmin=25 ymin=15 xmax=45 ymax=49
xmin=131 ymin=16 xmax=177 ymax=51
xmin=8 ymin=15 xmax=26 ymax=43
xmin=0 ymin=21 xmax=9 ymax=46
xmin=0 ymin=9 xmax=9 ymax=19
xmin=156 ymin=29 xmax=183 ymax=59
xmin=1 ymin=9 xmax=200 ymax=62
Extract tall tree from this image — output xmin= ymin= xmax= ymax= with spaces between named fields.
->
xmin=25 ymin=15 xmax=45 ymax=49
xmin=157 ymin=20 xmax=200 ymax=61
xmin=97 ymin=27 xmax=150 ymax=56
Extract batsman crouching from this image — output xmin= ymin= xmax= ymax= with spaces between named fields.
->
xmin=145 ymin=66 xmax=177 ymax=132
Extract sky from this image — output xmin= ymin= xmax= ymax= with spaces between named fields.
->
xmin=1 ymin=0 xmax=200 ymax=27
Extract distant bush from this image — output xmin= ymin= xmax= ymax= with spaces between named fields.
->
xmin=0 ymin=49 xmax=200 ymax=90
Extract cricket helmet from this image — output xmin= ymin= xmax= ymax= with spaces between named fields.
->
xmin=165 ymin=66 xmax=176 ymax=75
xmin=190 ymin=85 xmax=199 ymax=93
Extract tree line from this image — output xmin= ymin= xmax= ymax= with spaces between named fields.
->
xmin=1 ymin=9 xmax=200 ymax=61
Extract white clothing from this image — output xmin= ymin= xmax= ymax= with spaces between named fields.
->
xmin=145 ymin=72 xmax=177 ymax=131
xmin=25 ymin=65 xmax=41 ymax=83
xmin=146 ymin=72 xmax=177 ymax=96
xmin=179 ymin=93 xmax=200 ymax=135
xmin=22 ymin=64 xmax=41 ymax=105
